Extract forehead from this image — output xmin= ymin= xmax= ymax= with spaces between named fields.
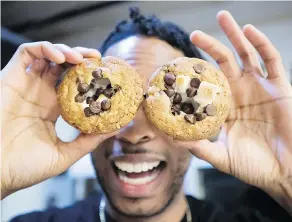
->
xmin=104 ymin=36 xmax=184 ymax=87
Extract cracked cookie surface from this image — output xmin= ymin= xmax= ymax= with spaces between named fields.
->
xmin=57 ymin=57 xmax=143 ymax=134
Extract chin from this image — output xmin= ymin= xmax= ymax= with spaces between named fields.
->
xmin=108 ymin=195 xmax=172 ymax=218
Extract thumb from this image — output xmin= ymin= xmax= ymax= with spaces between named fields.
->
xmin=184 ymin=139 xmax=231 ymax=175
xmin=58 ymin=132 xmax=116 ymax=165
xmin=54 ymin=115 xmax=116 ymax=167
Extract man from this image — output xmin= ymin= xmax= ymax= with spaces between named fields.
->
xmin=1 ymin=7 xmax=292 ymax=222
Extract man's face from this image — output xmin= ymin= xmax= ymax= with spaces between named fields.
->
xmin=91 ymin=36 xmax=191 ymax=217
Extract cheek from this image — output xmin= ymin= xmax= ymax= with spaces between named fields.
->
xmin=169 ymin=149 xmax=192 ymax=174
xmin=91 ymin=145 xmax=109 ymax=173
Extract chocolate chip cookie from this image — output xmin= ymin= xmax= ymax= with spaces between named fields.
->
xmin=144 ymin=57 xmax=231 ymax=141
xmin=57 ymin=57 xmax=143 ymax=134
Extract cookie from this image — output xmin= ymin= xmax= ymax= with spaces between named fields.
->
xmin=57 ymin=57 xmax=143 ymax=134
xmin=144 ymin=57 xmax=231 ymax=141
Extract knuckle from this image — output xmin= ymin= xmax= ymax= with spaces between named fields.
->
xmin=238 ymin=50 xmax=254 ymax=61
xmin=18 ymin=43 xmax=29 ymax=52
xmin=205 ymin=43 xmax=215 ymax=53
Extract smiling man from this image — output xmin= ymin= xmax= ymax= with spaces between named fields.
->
xmin=2 ymin=7 xmax=292 ymax=222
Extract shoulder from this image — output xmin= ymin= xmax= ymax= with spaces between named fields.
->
xmin=10 ymin=193 xmax=101 ymax=222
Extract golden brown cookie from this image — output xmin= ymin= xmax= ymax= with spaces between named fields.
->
xmin=144 ymin=57 xmax=231 ymax=141
xmin=57 ymin=57 xmax=143 ymax=134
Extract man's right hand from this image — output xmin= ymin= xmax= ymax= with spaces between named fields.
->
xmin=1 ymin=42 xmax=114 ymax=199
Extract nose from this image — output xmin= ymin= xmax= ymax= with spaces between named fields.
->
xmin=115 ymin=108 xmax=156 ymax=144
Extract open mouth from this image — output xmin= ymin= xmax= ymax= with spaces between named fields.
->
xmin=112 ymin=161 xmax=166 ymax=185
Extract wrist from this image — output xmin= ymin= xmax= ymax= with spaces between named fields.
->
xmin=1 ymin=182 xmax=14 ymax=200
xmin=264 ymin=179 xmax=292 ymax=215
xmin=1 ymin=188 xmax=10 ymax=200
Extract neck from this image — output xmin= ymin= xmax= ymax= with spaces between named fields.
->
xmin=105 ymin=189 xmax=188 ymax=222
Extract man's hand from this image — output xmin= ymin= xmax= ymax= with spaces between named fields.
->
xmin=1 ymin=42 xmax=115 ymax=199
xmin=177 ymin=11 xmax=292 ymax=212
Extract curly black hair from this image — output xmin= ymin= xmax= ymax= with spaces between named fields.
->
xmin=99 ymin=7 xmax=203 ymax=59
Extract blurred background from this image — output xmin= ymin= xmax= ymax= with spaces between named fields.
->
xmin=1 ymin=1 xmax=292 ymax=221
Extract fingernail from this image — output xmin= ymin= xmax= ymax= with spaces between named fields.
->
xmin=89 ymin=49 xmax=101 ymax=57
xmin=190 ymin=30 xmax=204 ymax=41
xmin=243 ymin=24 xmax=255 ymax=31
xmin=217 ymin=10 xmax=227 ymax=18
xmin=191 ymin=30 xmax=203 ymax=38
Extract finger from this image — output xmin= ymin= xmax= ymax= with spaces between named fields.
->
xmin=177 ymin=139 xmax=231 ymax=175
xmin=53 ymin=44 xmax=83 ymax=64
xmin=217 ymin=10 xmax=263 ymax=75
xmin=26 ymin=59 xmax=50 ymax=75
xmin=58 ymin=132 xmax=116 ymax=167
xmin=7 ymin=41 xmax=65 ymax=70
xmin=73 ymin=47 xmax=101 ymax=58
xmin=190 ymin=30 xmax=241 ymax=81
xmin=243 ymin=24 xmax=285 ymax=79
xmin=42 ymin=62 xmax=66 ymax=86
xmin=43 ymin=47 xmax=101 ymax=86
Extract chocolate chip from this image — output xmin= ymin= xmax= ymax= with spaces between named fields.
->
xmin=164 ymin=73 xmax=176 ymax=86
xmin=84 ymin=107 xmax=93 ymax=117
xmin=205 ymin=104 xmax=217 ymax=116
xmin=92 ymin=68 xmax=103 ymax=79
xmin=75 ymin=94 xmax=86 ymax=103
xmin=192 ymin=101 xmax=200 ymax=113
xmin=78 ymin=83 xmax=90 ymax=93
xmin=193 ymin=64 xmax=204 ymax=74
xmin=106 ymin=84 xmax=112 ymax=89
xmin=184 ymin=114 xmax=196 ymax=124
xmin=76 ymin=76 xmax=84 ymax=84
xmin=114 ymin=86 xmax=121 ymax=93
xmin=164 ymin=88 xmax=175 ymax=97
xmin=86 ymin=97 xmax=94 ymax=104
xmin=195 ymin=113 xmax=207 ymax=121
xmin=173 ymin=93 xmax=182 ymax=104
xmin=190 ymin=78 xmax=201 ymax=88
xmin=181 ymin=103 xmax=194 ymax=114
xmin=101 ymin=99 xmax=111 ymax=110
xmin=92 ymin=95 xmax=98 ymax=101
xmin=89 ymin=101 xmax=101 ymax=114
xmin=171 ymin=103 xmax=181 ymax=115
xmin=95 ymin=88 xmax=104 ymax=97
xmin=143 ymin=94 xmax=149 ymax=99
xmin=186 ymin=87 xmax=197 ymax=97
xmin=104 ymin=88 xmax=113 ymax=98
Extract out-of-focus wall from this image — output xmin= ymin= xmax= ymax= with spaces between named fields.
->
xmin=44 ymin=2 xmax=292 ymax=81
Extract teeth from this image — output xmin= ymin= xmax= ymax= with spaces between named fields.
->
xmin=142 ymin=162 xmax=148 ymax=172
xmin=134 ymin=164 xmax=142 ymax=173
xmin=115 ymin=161 xmax=160 ymax=173
xmin=193 ymin=81 xmax=221 ymax=107
xmin=118 ymin=171 xmax=158 ymax=185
